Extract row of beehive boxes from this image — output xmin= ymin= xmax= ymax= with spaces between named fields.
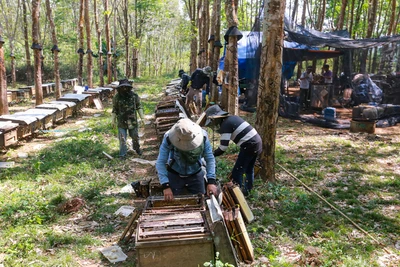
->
xmin=7 ymin=79 xmax=79 ymax=104
xmin=0 ymin=93 xmax=91 ymax=148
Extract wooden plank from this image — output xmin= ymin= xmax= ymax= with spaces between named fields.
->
xmin=93 ymin=98 xmax=103 ymax=110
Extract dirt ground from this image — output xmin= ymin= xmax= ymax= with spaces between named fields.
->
xmin=2 ymin=91 xmax=399 ymax=162
xmin=2 ymin=91 xmax=400 ymax=267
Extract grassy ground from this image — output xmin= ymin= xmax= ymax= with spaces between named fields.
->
xmin=0 ymin=75 xmax=399 ymax=267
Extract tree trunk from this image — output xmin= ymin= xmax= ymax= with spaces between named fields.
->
xmin=23 ymin=0 xmax=32 ymax=84
xmin=94 ymin=0 xmax=104 ymax=86
xmin=333 ymin=0 xmax=348 ymax=79
xmin=256 ymin=0 xmax=286 ymax=182
xmin=210 ymin=0 xmax=222 ymax=103
xmin=132 ymin=48 xmax=138 ymax=78
xmin=378 ymin=0 xmax=397 ymax=74
xmin=359 ymin=0 xmax=377 ymax=73
xmin=223 ymin=0 xmax=239 ymax=115
xmin=32 ymin=0 xmax=43 ymax=106
xmin=0 ymin=41 xmax=9 ymax=115
xmin=123 ymin=0 xmax=130 ymax=78
xmin=184 ymin=0 xmax=198 ymax=73
xmin=45 ymin=0 xmax=61 ymax=99
xmin=84 ymin=0 xmax=93 ymax=88
xmin=78 ymin=0 xmax=85 ymax=85
xmin=104 ymin=0 xmax=112 ymax=84
xmin=10 ymin=52 xmax=16 ymax=88
xmin=112 ymin=9 xmax=117 ymax=81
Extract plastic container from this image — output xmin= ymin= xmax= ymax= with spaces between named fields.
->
xmin=323 ymin=107 xmax=336 ymax=121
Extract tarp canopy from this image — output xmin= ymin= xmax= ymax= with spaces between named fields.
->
xmin=219 ymin=31 xmax=342 ymax=80
xmin=286 ymin=25 xmax=400 ymax=49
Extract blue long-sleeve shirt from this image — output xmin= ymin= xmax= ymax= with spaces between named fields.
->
xmin=156 ymin=129 xmax=216 ymax=185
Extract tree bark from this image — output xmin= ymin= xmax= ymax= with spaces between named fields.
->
xmin=378 ymin=0 xmax=397 ymax=74
xmin=45 ymin=0 xmax=61 ymax=99
xmin=123 ymin=0 xmax=130 ymax=78
xmin=210 ymin=0 xmax=222 ymax=103
xmin=23 ymin=0 xmax=32 ymax=85
xmin=0 ymin=41 xmax=9 ymax=115
xmin=256 ymin=0 xmax=286 ymax=182
xmin=94 ymin=0 xmax=104 ymax=86
xmin=84 ymin=0 xmax=93 ymax=88
xmin=223 ymin=0 xmax=239 ymax=115
xmin=184 ymin=0 xmax=198 ymax=73
xmin=359 ymin=0 xmax=377 ymax=73
xmin=32 ymin=0 xmax=43 ymax=106
xmin=78 ymin=0 xmax=85 ymax=85
xmin=104 ymin=0 xmax=112 ymax=84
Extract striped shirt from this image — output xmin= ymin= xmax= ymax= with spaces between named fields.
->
xmin=214 ymin=115 xmax=262 ymax=156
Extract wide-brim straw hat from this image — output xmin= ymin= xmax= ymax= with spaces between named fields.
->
xmin=205 ymin=105 xmax=229 ymax=126
xmin=168 ymin=118 xmax=203 ymax=151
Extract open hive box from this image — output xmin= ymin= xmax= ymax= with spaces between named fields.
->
xmin=135 ymin=195 xmax=214 ymax=267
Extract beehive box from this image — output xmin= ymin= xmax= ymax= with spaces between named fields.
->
xmin=49 ymin=100 xmax=77 ymax=118
xmin=135 ymin=196 xmax=214 ymax=267
xmin=350 ymin=120 xmax=376 ymax=134
xmin=22 ymin=108 xmax=57 ymax=129
xmin=0 ymin=121 xmax=19 ymax=148
xmin=0 ymin=114 xmax=40 ymax=139
xmin=57 ymin=94 xmax=90 ymax=110
xmin=36 ymin=103 xmax=68 ymax=122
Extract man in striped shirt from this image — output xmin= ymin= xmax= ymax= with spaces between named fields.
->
xmin=205 ymin=105 xmax=262 ymax=195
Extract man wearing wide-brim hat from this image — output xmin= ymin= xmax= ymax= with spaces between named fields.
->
xmin=155 ymin=118 xmax=218 ymax=201
xmin=204 ymin=105 xmax=262 ymax=196
xmin=112 ymin=78 xmax=145 ymax=158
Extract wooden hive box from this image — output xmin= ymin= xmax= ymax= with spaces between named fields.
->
xmin=57 ymin=93 xmax=90 ymax=110
xmin=0 ymin=121 xmax=19 ymax=148
xmin=22 ymin=108 xmax=57 ymax=130
xmin=350 ymin=120 xmax=376 ymax=134
xmin=7 ymin=90 xmax=19 ymax=102
xmin=36 ymin=103 xmax=68 ymax=122
xmin=0 ymin=114 xmax=40 ymax=139
xmin=7 ymin=92 xmax=13 ymax=104
xmin=135 ymin=196 xmax=214 ymax=267
xmin=18 ymin=86 xmax=34 ymax=98
xmin=49 ymin=100 xmax=76 ymax=118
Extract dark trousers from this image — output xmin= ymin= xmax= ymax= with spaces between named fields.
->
xmin=168 ymin=169 xmax=205 ymax=195
xmin=231 ymin=147 xmax=259 ymax=192
xmin=299 ymin=88 xmax=310 ymax=109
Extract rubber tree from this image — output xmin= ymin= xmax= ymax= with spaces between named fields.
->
xmin=32 ymin=0 xmax=43 ymax=106
xmin=45 ymin=0 xmax=61 ymax=99
xmin=256 ymin=0 xmax=286 ymax=182
xmin=223 ymin=0 xmax=240 ymax=115
xmin=0 ymin=34 xmax=9 ymax=115
xmin=77 ymin=0 xmax=85 ymax=86
xmin=84 ymin=0 xmax=93 ymax=88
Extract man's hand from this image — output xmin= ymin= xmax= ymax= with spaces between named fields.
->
xmin=206 ymin=184 xmax=218 ymax=197
xmin=163 ymin=188 xmax=174 ymax=201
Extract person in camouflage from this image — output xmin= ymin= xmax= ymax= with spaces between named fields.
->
xmin=112 ymin=79 xmax=145 ymax=158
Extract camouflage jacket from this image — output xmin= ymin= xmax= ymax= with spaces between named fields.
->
xmin=112 ymin=91 xmax=142 ymax=129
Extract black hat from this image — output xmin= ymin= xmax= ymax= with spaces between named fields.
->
xmin=179 ymin=69 xmax=184 ymax=75
xmin=117 ymin=78 xmax=133 ymax=88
